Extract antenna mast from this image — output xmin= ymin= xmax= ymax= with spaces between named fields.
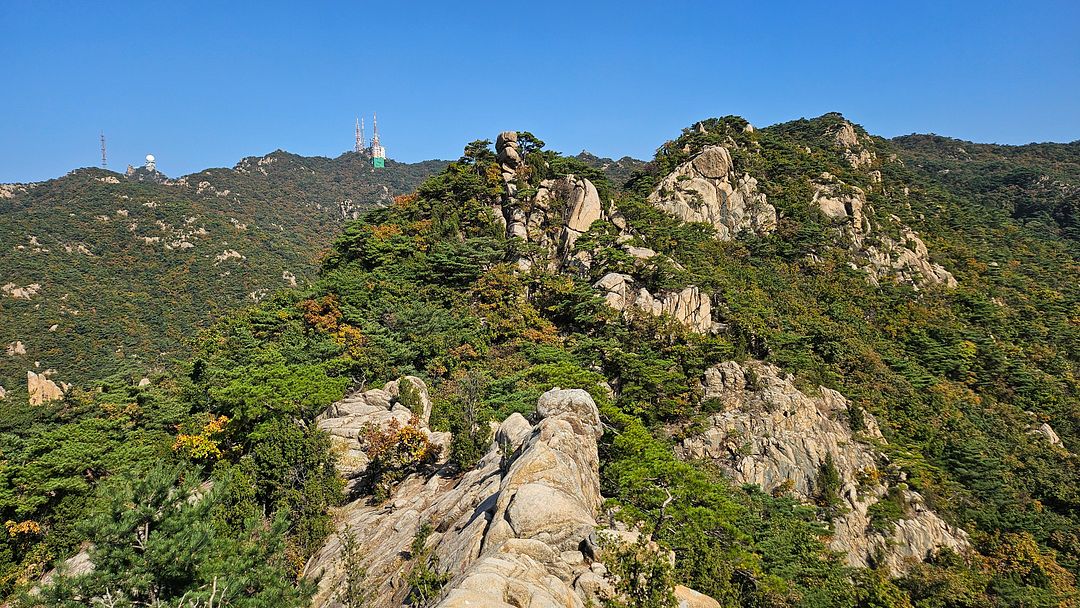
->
xmin=370 ymin=113 xmax=386 ymax=168
xmin=100 ymin=131 xmax=107 ymax=168
xmin=354 ymin=117 xmax=363 ymax=153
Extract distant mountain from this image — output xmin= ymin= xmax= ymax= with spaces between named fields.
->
xmin=892 ymin=134 xmax=1080 ymax=242
xmin=0 ymin=151 xmax=447 ymax=393
xmin=573 ymin=150 xmax=647 ymax=187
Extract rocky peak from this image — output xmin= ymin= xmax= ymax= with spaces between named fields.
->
xmin=834 ymin=121 xmax=861 ymax=149
xmin=494 ymin=131 xmax=605 ymax=271
xmin=494 ymin=132 xmax=718 ymax=334
xmin=831 ymin=119 xmax=877 ymax=169
xmin=679 ymin=361 xmax=968 ymax=574
xmin=647 ymin=145 xmax=777 ymax=240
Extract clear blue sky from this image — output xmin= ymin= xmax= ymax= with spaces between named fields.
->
xmin=2 ymin=0 xmax=1078 ymax=182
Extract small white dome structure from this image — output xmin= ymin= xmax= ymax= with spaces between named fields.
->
xmin=145 ymin=154 xmax=156 ymax=171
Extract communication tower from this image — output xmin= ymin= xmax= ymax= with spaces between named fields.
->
xmin=370 ymin=113 xmax=386 ymax=168
xmin=100 ymin=132 xmax=107 ymax=168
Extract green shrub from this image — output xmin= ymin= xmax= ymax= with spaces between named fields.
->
xmin=406 ymin=522 xmax=448 ymax=606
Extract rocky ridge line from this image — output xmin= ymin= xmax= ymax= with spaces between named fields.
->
xmin=812 ymin=171 xmax=957 ymax=288
xmin=493 ymin=131 xmax=716 ymax=334
xmin=816 ymin=121 xmax=957 ymax=288
xmin=305 ymin=379 xmax=718 ymax=607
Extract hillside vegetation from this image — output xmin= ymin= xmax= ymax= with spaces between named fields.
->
xmin=0 ymin=152 xmax=446 ymax=393
xmin=2 ymin=116 xmax=1078 ymax=607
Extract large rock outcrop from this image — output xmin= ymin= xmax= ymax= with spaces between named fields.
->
xmin=494 ymin=131 xmax=717 ymax=335
xmin=27 ymin=370 xmax=66 ymax=405
xmin=647 ymin=146 xmax=777 ymax=240
xmin=677 ymin=361 xmax=968 ymax=573
xmin=2 ymin=283 xmax=42 ymax=300
xmin=832 ymin=120 xmax=877 ymax=169
xmin=307 ymin=384 xmax=716 ymax=607
xmin=594 ymin=272 xmax=715 ymax=333
xmin=813 ymin=174 xmax=956 ymax=288
xmin=494 ymin=132 xmax=605 ymax=270
xmin=306 ymin=386 xmax=606 ymax=607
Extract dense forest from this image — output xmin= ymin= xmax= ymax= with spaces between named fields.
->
xmin=0 ymin=152 xmax=446 ymax=391
xmin=0 ymin=115 xmax=1077 ymax=607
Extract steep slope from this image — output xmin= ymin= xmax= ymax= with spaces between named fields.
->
xmin=0 ymin=152 xmax=446 ymax=394
xmin=306 ymin=383 xmax=616 ymax=608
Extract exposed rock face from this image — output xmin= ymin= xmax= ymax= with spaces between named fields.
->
xmin=1030 ymin=422 xmax=1064 ymax=448
xmin=676 ymin=584 xmax=721 ymax=608
xmin=6 ymin=341 xmax=26 ymax=356
xmin=813 ymin=175 xmax=957 ymax=288
xmin=494 ymin=132 xmax=606 ymax=270
xmin=27 ymin=370 xmax=66 ymax=405
xmin=2 ymin=283 xmax=42 ymax=300
xmin=38 ymin=545 xmax=94 ymax=589
xmin=678 ymin=361 xmax=968 ymax=573
xmin=213 ymin=249 xmax=244 ymax=264
xmin=316 ymin=376 xmax=446 ymax=492
xmin=305 ymin=387 xmax=608 ymax=607
xmin=0 ymin=385 xmax=6 ymax=400
xmin=493 ymin=131 xmax=718 ymax=335
xmin=492 ymin=131 xmax=727 ymax=337
xmin=648 ymin=146 xmax=777 ymax=240
xmin=833 ymin=120 xmax=876 ymax=169
xmin=0 ymin=183 xmax=35 ymax=199
xmin=595 ymin=273 xmax=715 ymax=333
xmin=545 ymin=175 xmax=603 ymax=252
xmin=834 ymin=122 xmax=860 ymax=148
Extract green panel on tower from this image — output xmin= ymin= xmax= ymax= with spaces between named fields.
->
xmin=372 ymin=157 xmax=385 ymax=169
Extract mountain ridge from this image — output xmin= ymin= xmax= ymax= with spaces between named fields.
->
xmin=2 ymin=113 xmax=1079 ymax=607
xmin=0 ymin=151 xmax=449 ymax=394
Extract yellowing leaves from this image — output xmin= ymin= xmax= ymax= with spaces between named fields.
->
xmin=369 ymin=224 xmax=402 ymax=240
xmin=5 ymin=520 xmax=41 ymax=537
xmin=173 ymin=414 xmax=229 ymax=461
xmin=298 ymin=295 xmax=365 ymax=357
